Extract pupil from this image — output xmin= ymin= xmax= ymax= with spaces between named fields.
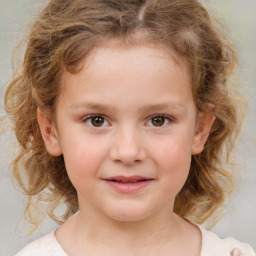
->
xmin=92 ymin=116 xmax=104 ymax=127
xmin=152 ymin=116 xmax=164 ymax=126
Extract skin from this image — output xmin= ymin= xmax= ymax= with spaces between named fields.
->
xmin=38 ymin=41 xmax=215 ymax=256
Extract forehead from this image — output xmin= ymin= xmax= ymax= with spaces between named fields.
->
xmin=53 ymin=41 xmax=200 ymax=129
xmin=57 ymin=42 xmax=194 ymax=114
xmin=61 ymin=40 xmax=190 ymax=87
xmin=90 ymin=44 xmax=181 ymax=71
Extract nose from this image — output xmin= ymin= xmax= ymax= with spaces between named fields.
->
xmin=109 ymin=127 xmax=146 ymax=166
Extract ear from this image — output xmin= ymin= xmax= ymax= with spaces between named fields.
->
xmin=37 ymin=108 xmax=62 ymax=156
xmin=191 ymin=105 xmax=215 ymax=155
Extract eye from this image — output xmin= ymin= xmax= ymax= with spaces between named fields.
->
xmin=146 ymin=115 xmax=172 ymax=127
xmin=83 ymin=115 xmax=110 ymax=127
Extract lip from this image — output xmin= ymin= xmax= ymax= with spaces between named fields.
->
xmin=103 ymin=175 xmax=154 ymax=193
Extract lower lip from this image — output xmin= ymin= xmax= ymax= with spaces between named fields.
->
xmin=104 ymin=180 xmax=153 ymax=193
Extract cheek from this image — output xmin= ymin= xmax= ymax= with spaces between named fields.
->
xmin=61 ymin=138 xmax=107 ymax=188
xmin=155 ymin=133 xmax=192 ymax=165
xmin=153 ymin=134 xmax=192 ymax=191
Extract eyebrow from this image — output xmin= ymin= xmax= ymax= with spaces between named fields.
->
xmin=139 ymin=103 xmax=187 ymax=112
xmin=70 ymin=103 xmax=115 ymax=111
xmin=69 ymin=102 xmax=187 ymax=112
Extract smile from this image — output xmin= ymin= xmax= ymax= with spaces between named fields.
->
xmin=103 ymin=176 xmax=154 ymax=193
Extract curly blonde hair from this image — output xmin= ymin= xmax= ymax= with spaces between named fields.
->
xmin=4 ymin=0 xmax=246 ymax=230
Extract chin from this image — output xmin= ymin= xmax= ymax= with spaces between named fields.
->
xmin=105 ymin=205 xmax=153 ymax=223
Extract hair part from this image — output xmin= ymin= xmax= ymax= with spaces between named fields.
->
xmin=4 ymin=0 xmax=246 ymax=231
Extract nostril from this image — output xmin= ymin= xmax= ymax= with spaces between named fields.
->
xmin=109 ymin=133 xmax=146 ymax=165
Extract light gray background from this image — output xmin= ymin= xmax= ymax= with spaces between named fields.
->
xmin=0 ymin=1 xmax=255 ymax=255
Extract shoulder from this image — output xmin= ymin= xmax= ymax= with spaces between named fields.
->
xmin=15 ymin=231 xmax=68 ymax=256
xmin=199 ymin=225 xmax=255 ymax=256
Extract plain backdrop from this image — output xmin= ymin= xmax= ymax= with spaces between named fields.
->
xmin=0 ymin=1 xmax=255 ymax=255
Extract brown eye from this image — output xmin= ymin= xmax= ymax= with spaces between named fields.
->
xmin=84 ymin=115 xmax=109 ymax=127
xmin=147 ymin=115 xmax=171 ymax=127
xmin=91 ymin=116 xmax=105 ymax=127
xmin=152 ymin=116 xmax=165 ymax=126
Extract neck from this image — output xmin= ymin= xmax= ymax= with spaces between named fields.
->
xmin=82 ymin=209 xmax=176 ymax=243
xmin=56 ymin=202 xmax=201 ymax=256
xmin=70 ymin=204 xmax=185 ymax=255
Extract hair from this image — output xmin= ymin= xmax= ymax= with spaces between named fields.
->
xmin=4 ymin=0 xmax=246 ymax=231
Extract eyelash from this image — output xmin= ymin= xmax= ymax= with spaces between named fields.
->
xmin=146 ymin=114 xmax=173 ymax=127
xmin=83 ymin=115 xmax=110 ymax=127
xmin=82 ymin=114 xmax=173 ymax=128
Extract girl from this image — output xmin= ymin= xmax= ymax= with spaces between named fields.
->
xmin=4 ymin=0 xmax=255 ymax=255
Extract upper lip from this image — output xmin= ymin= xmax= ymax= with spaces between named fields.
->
xmin=103 ymin=175 xmax=154 ymax=183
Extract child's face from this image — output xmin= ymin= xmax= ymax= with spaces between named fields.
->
xmin=39 ymin=42 xmax=213 ymax=222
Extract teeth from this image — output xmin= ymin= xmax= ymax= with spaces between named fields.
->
xmin=108 ymin=178 xmax=148 ymax=183
xmin=113 ymin=179 xmax=140 ymax=183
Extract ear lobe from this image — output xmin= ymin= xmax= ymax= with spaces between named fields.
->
xmin=37 ymin=108 xmax=62 ymax=156
xmin=192 ymin=107 xmax=215 ymax=155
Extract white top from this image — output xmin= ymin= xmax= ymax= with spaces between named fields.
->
xmin=15 ymin=225 xmax=255 ymax=256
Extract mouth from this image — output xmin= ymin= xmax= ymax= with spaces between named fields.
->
xmin=103 ymin=176 xmax=154 ymax=193
xmin=104 ymin=176 xmax=153 ymax=183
